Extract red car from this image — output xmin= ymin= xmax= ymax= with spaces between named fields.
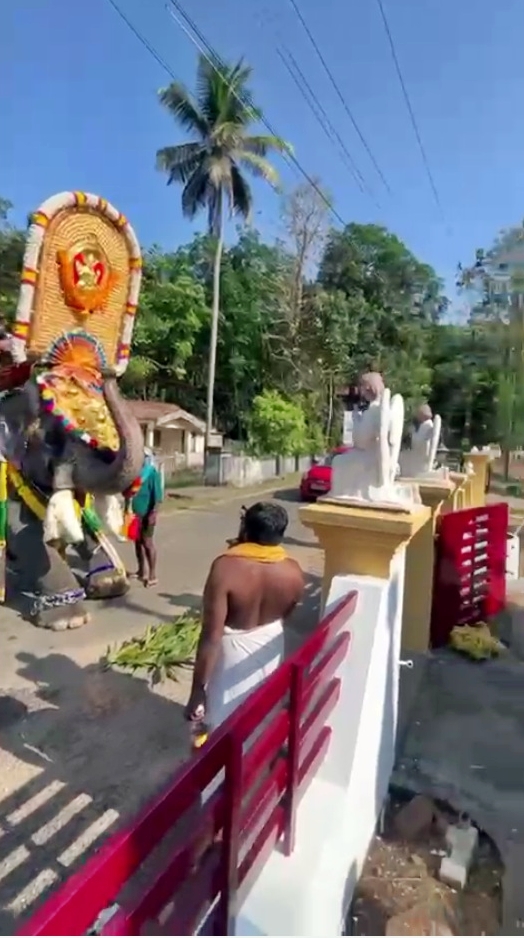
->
xmin=299 ymin=446 xmax=352 ymax=501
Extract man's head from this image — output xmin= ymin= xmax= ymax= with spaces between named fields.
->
xmin=243 ymin=502 xmax=289 ymax=546
xmin=358 ymin=372 xmax=384 ymax=403
xmin=415 ymin=404 xmax=432 ymax=427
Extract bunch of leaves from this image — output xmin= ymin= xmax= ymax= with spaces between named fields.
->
xmin=104 ymin=612 xmax=200 ymax=684
xmin=247 ymin=389 xmax=310 ymax=456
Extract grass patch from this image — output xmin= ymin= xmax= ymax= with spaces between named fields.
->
xmin=104 ymin=612 xmax=200 ymax=684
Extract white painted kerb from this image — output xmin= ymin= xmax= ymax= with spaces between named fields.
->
xmin=237 ymin=550 xmax=405 ymax=936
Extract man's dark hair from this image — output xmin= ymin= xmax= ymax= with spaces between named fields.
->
xmin=243 ymin=501 xmax=289 ymax=546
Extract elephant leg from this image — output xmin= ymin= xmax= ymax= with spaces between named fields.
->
xmin=8 ymin=499 xmax=90 ymax=630
xmin=76 ymin=529 xmax=129 ymax=601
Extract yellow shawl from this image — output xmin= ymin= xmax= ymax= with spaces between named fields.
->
xmin=223 ymin=541 xmax=288 ymax=563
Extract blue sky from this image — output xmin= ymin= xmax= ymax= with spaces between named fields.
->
xmin=1 ymin=0 xmax=523 ymax=313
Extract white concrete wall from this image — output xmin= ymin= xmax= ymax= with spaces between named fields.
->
xmin=237 ymin=550 xmax=406 ymax=936
xmin=220 ymin=455 xmax=313 ymax=487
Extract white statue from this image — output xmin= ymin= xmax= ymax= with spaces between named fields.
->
xmin=400 ymin=404 xmax=444 ymax=478
xmin=328 ymin=372 xmax=420 ymax=509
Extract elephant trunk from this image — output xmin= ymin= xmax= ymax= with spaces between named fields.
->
xmin=73 ymin=378 xmax=144 ymax=495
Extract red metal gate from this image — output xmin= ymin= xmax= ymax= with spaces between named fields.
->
xmin=17 ymin=591 xmax=357 ymax=937
xmin=430 ymin=502 xmax=508 ymax=648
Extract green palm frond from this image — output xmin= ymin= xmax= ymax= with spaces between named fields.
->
xmin=235 ymin=151 xmax=280 ymax=188
xmin=242 ymin=134 xmax=293 ymax=157
xmin=229 ymin=164 xmax=252 ymax=220
xmin=158 ymin=83 xmax=208 ymax=137
xmin=196 ymin=54 xmax=256 ymax=128
xmin=181 ymin=163 xmax=213 ymax=219
xmin=156 ymin=143 xmax=206 ymax=185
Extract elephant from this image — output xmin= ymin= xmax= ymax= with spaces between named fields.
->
xmin=0 ymin=368 xmax=145 ymax=630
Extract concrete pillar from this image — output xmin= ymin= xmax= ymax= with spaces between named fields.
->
xmin=299 ymin=501 xmax=430 ymax=612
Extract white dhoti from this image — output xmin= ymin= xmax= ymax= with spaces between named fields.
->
xmin=202 ymin=620 xmax=284 ymax=802
xmin=207 ymin=620 xmax=284 ymax=730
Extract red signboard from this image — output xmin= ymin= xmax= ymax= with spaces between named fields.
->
xmin=431 ymin=502 xmax=508 ymax=647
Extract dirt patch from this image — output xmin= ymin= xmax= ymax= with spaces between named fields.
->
xmin=350 ymin=795 xmax=502 ymax=935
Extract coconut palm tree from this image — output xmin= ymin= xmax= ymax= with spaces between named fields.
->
xmin=156 ymin=53 xmax=291 ymax=444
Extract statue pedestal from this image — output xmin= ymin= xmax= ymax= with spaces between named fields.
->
xmin=447 ymin=471 xmax=470 ymax=511
xmin=464 ymin=452 xmax=491 ymax=507
xmin=400 ymin=477 xmax=457 ymax=652
xmin=299 ymin=501 xmax=430 ymax=610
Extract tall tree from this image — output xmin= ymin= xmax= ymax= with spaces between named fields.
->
xmin=281 ymin=178 xmax=331 ymax=325
xmin=459 ymin=224 xmax=524 ymax=474
xmin=156 ymin=53 xmax=290 ymax=444
xmin=318 ymin=223 xmax=446 ymax=414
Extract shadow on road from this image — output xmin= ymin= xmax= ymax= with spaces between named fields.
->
xmin=0 ymin=652 xmax=186 ymax=935
xmin=284 ymin=534 xmax=318 ymax=550
xmin=156 ymin=592 xmax=201 ymax=612
xmin=272 ymin=487 xmax=301 ymax=503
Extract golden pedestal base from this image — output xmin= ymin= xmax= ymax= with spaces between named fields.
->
xmin=400 ymin=478 xmax=458 ymax=652
xmin=299 ymin=501 xmax=431 ymax=610
xmin=464 ymin=452 xmax=491 ymax=508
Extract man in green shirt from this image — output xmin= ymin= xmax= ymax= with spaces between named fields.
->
xmin=127 ymin=449 xmax=163 ymax=587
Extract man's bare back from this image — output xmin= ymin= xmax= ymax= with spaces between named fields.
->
xmin=186 ymin=501 xmax=305 ymax=725
xmin=207 ymin=554 xmax=304 ymax=631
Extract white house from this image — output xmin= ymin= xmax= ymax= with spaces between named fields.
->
xmin=126 ymin=400 xmax=206 ymax=469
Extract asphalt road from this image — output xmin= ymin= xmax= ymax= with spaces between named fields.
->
xmin=0 ymin=485 xmax=322 ymax=932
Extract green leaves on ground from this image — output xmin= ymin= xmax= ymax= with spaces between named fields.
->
xmin=104 ymin=613 xmax=200 ymax=684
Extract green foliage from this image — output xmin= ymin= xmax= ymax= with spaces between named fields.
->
xmin=248 ymin=390 xmax=309 ymax=455
xmin=0 ymin=201 xmax=25 ymax=322
xmin=104 ymin=613 xmax=200 ymax=684
xmin=457 ymin=223 xmax=524 ymax=468
xmin=0 ymin=186 xmax=466 ymax=454
xmin=122 ymin=249 xmax=209 ymax=399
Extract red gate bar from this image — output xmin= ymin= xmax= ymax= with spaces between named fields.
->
xmin=18 ymin=591 xmax=357 ymax=937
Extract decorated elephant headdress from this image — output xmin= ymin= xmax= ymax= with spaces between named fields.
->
xmin=4 ymin=191 xmax=143 ymax=453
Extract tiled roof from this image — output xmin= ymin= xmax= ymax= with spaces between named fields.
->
xmin=126 ymin=399 xmax=205 ymax=433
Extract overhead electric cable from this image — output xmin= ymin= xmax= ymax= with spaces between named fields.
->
xmin=105 ymin=0 xmax=348 ymax=226
xmin=374 ymin=0 xmax=445 ymax=220
xmin=165 ymin=0 xmax=347 ymax=226
xmin=286 ymin=0 xmax=391 ymax=193
xmin=105 ymin=0 xmax=179 ymax=79
xmin=278 ymin=46 xmax=373 ymax=199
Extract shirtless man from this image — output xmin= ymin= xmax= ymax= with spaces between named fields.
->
xmin=185 ymin=501 xmax=305 ymax=730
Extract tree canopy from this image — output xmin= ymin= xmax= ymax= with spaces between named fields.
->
xmin=2 ymin=186 xmax=518 ymax=457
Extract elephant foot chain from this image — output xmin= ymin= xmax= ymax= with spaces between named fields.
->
xmin=86 ymin=563 xmax=129 ymax=600
xmin=31 ymin=588 xmax=91 ymax=631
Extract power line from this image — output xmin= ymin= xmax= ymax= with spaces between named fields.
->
xmin=248 ymin=3 xmax=378 ymax=201
xmin=105 ymin=0 xmax=346 ymax=225
xmin=165 ymin=0 xmax=348 ymax=226
xmin=278 ymin=46 xmax=375 ymax=200
xmin=105 ymin=0 xmax=180 ymax=80
xmin=374 ymin=0 xmax=445 ymax=220
xmin=286 ymin=0 xmax=391 ymax=193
